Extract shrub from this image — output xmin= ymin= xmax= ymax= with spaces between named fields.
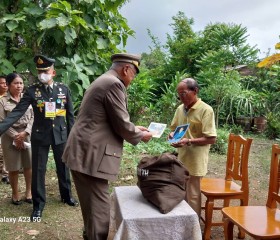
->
xmin=265 ymin=112 xmax=280 ymax=139
xmin=210 ymin=128 xmax=229 ymax=155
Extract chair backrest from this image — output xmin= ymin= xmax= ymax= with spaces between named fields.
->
xmin=225 ymin=134 xmax=253 ymax=193
xmin=266 ymin=144 xmax=280 ymax=208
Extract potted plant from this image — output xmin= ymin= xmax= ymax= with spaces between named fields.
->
xmin=234 ymin=90 xmax=255 ymax=131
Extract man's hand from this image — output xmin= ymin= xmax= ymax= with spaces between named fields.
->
xmin=136 ymin=126 xmax=149 ymax=131
xmin=171 ymin=138 xmax=188 ymax=148
xmin=141 ymin=131 xmax=153 ymax=143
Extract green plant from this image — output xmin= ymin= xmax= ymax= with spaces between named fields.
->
xmin=265 ymin=112 xmax=280 ymax=139
xmin=0 ymin=0 xmax=132 ymax=110
xmin=223 ymin=123 xmax=244 ymax=135
xmin=210 ymin=128 xmax=229 ymax=155
xmin=252 ymin=92 xmax=268 ymax=117
xmin=127 ymin=70 xmax=156 ymax=123
xmin=234 ymin=89 xmax=257 ymax=118
xmin=155 ymin=71 xmax=187 ymax=124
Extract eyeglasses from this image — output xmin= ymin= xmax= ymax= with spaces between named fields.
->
xmin=177 ymin=90 xmax=192 ymax=99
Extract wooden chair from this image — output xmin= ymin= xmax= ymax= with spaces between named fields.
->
xmin=200 ymin=133 xmax=253 ymax=240
xmin=222 ymin=144 xmax=280 ymax=240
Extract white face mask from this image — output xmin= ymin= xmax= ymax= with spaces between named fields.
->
xmin=38 ymin=73 xmax=52 ymax=83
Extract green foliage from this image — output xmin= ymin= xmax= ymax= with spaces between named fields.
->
xmin=210 ymin=128 xmax=229 ymax=155
xmin=127 ymin=70 xmax=156 ymax=123
xmin=204 ymin=23 xmax=258 ymax=63
xmin=265 ymin=112 xmax=280 ymax=139
xmin=0 ymin=0 xmax=132 ymax=108
xmin=123 ymin=131 xmax=175 ymax=166
xmin=154 ymin=71 xmax=187 ymax=124
xmin=223 ymin=124 xmax=244 ymax=135
xmin=166 ymin=12 xmax=199 ymax=77
xmin=194 ymin=23 xmax=259 ymax=127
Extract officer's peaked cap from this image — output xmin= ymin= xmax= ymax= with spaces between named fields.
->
xmin=111 ymin=53 xmax=141 ymax=73
xmin=34 ymin=55 xmax=55 ymax=70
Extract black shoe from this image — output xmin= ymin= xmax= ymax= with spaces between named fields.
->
xmin=31 ymin=210 xmax=42 ymax=222
xmin=24 ymin=198 xmax=33 ymax=204
xmin=1 ymin=176 xmax=10 ymax=184
xmin=61 ymin=198 xmax=79 ymax=207
xmin=83 ymin=230 xmax=88 ymax=240
xmin=12 ymin=199 xmax=22 ymax=205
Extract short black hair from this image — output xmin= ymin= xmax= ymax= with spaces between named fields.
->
xmin=0 ymin=75 xmax=6 ymax=79
xmin=6 ymin=73 xmax=21 ymax=85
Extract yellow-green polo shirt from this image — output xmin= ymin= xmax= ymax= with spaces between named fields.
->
xmin=170 ymin=99 xmax=217 ymax=176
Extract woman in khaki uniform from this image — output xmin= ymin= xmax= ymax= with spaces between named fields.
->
xmin=0 ymin=73 xmax=34 ymax=205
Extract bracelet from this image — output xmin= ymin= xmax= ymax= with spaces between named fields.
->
xmin=187 ymin=139 xmax=192 ymax=146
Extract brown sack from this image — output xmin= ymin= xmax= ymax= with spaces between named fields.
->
xmin=137 ymin=152 xmax=189 ymax=214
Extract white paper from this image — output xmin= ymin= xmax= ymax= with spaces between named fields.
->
xmin=147 ymin=122 xmax=167 ymax=138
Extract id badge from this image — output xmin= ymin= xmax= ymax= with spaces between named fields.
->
xmin=45 ymin=102 xmax=56 ymax=118
xmin=56 ymin=109 xmax=66 ymax=117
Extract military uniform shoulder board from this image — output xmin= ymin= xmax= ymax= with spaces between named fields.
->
xmin=28 ymin=82 xmax=42 ymax=88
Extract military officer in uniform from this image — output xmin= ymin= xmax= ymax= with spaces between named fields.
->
xmin=0 ymin=55 xmax=78 ymax=221
xmin=63 ymin=53 xmax=153 ymax=240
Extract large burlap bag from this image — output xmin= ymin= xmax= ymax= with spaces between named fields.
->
xmin=137 ymin=152 xmax=189 ymax=214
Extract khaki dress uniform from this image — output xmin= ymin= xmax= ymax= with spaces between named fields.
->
xmin=0 ymin=93 xmax=33 ymax=171
xmin=0 ymin=93 xmax=9 ymax=181
xmin=63 ymin=58 xmax=143 ymax=240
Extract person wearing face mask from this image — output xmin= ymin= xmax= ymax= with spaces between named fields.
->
xmin=0 ymin=55 xmax=78 ymax=221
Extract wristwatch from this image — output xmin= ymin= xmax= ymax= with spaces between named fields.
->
xmin=187 ymin=139 xmax=192 ymax=146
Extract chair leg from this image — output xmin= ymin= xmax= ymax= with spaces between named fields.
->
xmin=237 ymin=198 xmax=247 ymax=239
xmin=223 ymin=199 xmax=230 ymax=207
xmin=237 ymin=229 xmax=245 ymax=239
xmin=224 ymin=218 xmax=234 ymax=240
xmin=203 ymin=198 xmax=214 ymax=240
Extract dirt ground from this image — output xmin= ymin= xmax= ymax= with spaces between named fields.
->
xmin=0 ymin=135 xmax=277 ymax=239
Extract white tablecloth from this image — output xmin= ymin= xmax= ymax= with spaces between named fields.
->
xmin=110 ymin=186 xmax=202 ymax=240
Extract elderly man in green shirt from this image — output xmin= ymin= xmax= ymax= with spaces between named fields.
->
xmin=169 ymin=78 xmax=217 ymax=216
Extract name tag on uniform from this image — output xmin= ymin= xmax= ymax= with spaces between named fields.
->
xmin=45 ymin=102 xmax=56 ymax=118
xmin=56 ymin=109 xmax=66 ymax=117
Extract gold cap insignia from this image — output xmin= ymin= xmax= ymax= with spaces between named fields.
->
xmin=132 ymin=60 xmax=139 ymax=68
xmin=37 ymin=57 xmax=44 ymax=64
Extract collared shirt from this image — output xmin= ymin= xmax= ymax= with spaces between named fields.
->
xmin=45 ymin=83 xmax=53 ymax=90
xmin=0 ymin=92 xmax=34 ymax=138
xmin=170 ymin=98 xmax=217 ymax=176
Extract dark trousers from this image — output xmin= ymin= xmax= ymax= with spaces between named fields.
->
xmin=31 ymin=143 xmax=72 ymax=211
xmin=71 ymin=170 xmax=110 ymax=240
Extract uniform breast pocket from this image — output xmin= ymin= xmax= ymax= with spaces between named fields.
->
xmin=31 ymin=127 xmax=45 ymax=142
xmin=97 ymin=144 xmax=123 ymax=175
xmin=60 ymin=125 xmax=67 ymax=141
